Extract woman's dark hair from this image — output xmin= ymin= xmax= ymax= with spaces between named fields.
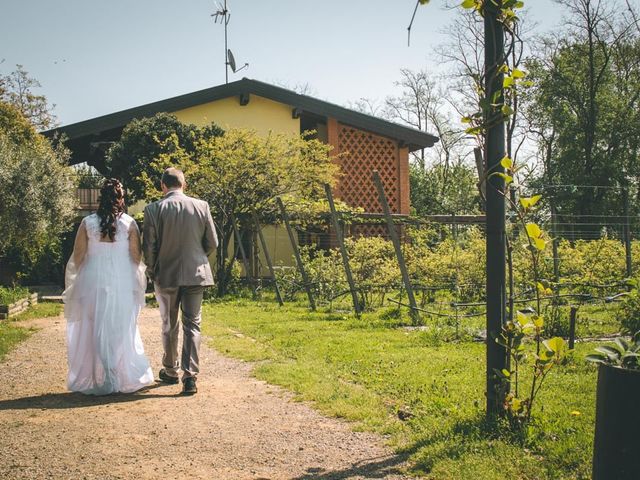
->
xmin=97 ymin=178 xmax=125 ymax=241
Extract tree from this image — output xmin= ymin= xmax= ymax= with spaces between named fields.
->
xmin=139 ymin=128 xmax=338 ymax=295
xmin=0 ymin=65 xmax=56 ymax=131
xmin=106 ymin=113 xmax=224 ymax=202
xmin=523 ymin=0 xmax=640 ymax=223
xmin=0 ymin=101 xmax=76 ymax=284
xmin=410 ymin=163 xmax=481 ymax=216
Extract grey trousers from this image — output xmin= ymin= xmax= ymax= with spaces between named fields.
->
xmin=154 ymin=285 xmax=205 ymax=380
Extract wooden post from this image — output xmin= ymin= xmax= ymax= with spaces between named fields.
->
xmin=231 ymin=213 xmax=252 ymax=286
xmin=251 ymin=209 xmax=284 ymax=306
xmin=372 ymin=170 xmax=419 ymax=323
xmin=569 ymin=306 xmax=577 ymax=350
xmin=324 ymin=183 xmax=361 ymax=316
xmin=276 ymin=197 xmax=316 ymax=310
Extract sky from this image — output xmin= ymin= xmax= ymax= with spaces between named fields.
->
xmin=1 ymin=0 xmax=562 ymax=127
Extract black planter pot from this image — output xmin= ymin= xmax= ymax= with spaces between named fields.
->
xmin=592 ymin=363 xmax=640 ymax=480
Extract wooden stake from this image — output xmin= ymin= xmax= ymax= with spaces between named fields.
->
xmin=372 ymin=170 xmax=419 ymax=324
xmin=324 ymin=184 xmax=361 ymax=316
xmin=251 ymin=209 xmax=284 ymax=306
xmin=276 ymin=197 xmax=316 ymax=310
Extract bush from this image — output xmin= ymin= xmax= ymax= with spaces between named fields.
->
xmin=0 ymin=286 xmax=29 ymax=305
xmin=618 ymin=289 xmax=640 ymax=335
xmin=543 ymin=304 xmax=572 ymax=338
xmin=346 ymin=236 xmax=400 ymax=310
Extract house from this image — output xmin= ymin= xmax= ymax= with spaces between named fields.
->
xmin=44 ymin=78 xmax=438 ymax=273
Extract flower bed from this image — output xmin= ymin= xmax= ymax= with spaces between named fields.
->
xmin=0 ymin=287 xmax=38 ymax=320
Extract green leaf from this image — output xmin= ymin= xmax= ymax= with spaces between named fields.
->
xmin=512 ymin=68 xmax=526 ymax=79
xmin=495 ymin=173 xmax=513 ymax=184
xmin=585 ymin=354 xmax=607 ymax=364
xmin=465 ymin=126 xmax=482 ymax=135
xmin=534 ymin=237 xmax=546 ymax=250
xmin=533 ymin=315 xmax=544 ymax=328
xmin=595 ymin=345 xmax=622 ymax=358
xmin=544 ymin=337 xmax=566 ymax=353
xmin=501 ymin=369 xmax=511 ymax=378
xmin=501 ymin=104 xmax=514 ymax=116
xmin=520 ymin=194 xmax=542 ymax=209
xmin=461 ymin=0 xmax=476 ymax=8
xmin=419 ymin=0 xmax=431 ymax=4
xmin=500 ymin=156 xmax=513 ymax=169
xmin=461 ymin=116 xmax=472 ymax=124
xmin=516 ymin=311 xmax=529 ymax=326
xmin=526 ymin=223 xmax=542 ymax=239
xmin=503 ymin=76 xmax=514 ymax=88
xmin=615 ymin=338 xmax=629 ymax=352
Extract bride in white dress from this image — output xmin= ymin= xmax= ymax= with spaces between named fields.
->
xmin=64 ymin=178 xmax=154 ymax=395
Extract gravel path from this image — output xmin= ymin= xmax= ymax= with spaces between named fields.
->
xmin=0 ymin=307 xmax=409 ymax=480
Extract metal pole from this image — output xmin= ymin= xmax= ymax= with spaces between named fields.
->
xmin=372 ymin=171 xmax=419 ymax=324
xmin=324 ymin=183 xmax=361 ymax=316
xmin=276 ymin=197 xmax=316 ymax=310
xmin=623 ymin=186 xmax=632 ymax=279
xmin=484 ymin=0 xmax=508 ymax=419
xmin=224 ymin=0 xmax=229 ymax=84
xmin=550 ymin=199 xmax=560 ymax=283
xmin=251 ymin=209 xmax=284 ymax=306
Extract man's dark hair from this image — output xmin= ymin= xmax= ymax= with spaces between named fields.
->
xmin=161 ymin=167 xmax=185 ymax=189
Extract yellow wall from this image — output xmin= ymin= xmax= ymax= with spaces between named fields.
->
xmin=173 ymin=95 xmax=300 ymax=137
xmin=226 ymin=224 xmax=297 ymax=276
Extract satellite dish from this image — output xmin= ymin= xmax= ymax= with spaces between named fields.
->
xmin=227 ymin=49 xmax=237 ymax=73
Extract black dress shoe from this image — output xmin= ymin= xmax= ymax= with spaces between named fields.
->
xmin=182 ymin=377 xmax=197 ymax=395
xmin=158 ymin=368 xmax=179 ymax=384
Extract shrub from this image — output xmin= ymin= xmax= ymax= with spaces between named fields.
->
xmin=618 ymin=289 xmax=640 ymax=335
xmin=0 ymin=286 xmax=29 ymax=305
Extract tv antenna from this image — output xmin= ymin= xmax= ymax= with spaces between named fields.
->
xmin=212 ymin=0 xmax=248 ymax=83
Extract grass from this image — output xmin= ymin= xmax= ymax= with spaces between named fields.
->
xmin=0 ymin=302 xmax=62 ymax=362
xmin=202 ymin=298 xmax=598 ymax=479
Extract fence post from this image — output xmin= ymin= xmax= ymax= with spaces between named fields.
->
xmin=276 ymin=197 xmax=316 ymax=311
xmin=623 ymin=186 xmax=632 ymax=279
xmin=372 ymin=170 xmax=419 ymax=324
xmin=569 ymin=306 xmax=577 ymax=350
xmin=550 ymin=198 xmax=560 ymax=283
xmin=251 ymin=209 xmax=284 ymax=306
xmin=324 ymin=183 xmax=361 ymax=316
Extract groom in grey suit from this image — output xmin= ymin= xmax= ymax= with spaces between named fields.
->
xmin=142 ymin=168 xmax=218 ymax=395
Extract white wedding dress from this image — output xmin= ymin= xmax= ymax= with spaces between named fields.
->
xmin=63 ymin=213 xmax=154 ymax=395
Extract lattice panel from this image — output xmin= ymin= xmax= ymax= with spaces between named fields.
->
xmin=351 ymin=223 xmax=388 ymax=239
xmin=337 ymin=125 xmax=399 ymax=213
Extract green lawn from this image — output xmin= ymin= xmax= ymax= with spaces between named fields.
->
xmin=0 ymin=302 xmax=62 ymax=361
xmin=202 ymin=299 xmax=598 ymax=479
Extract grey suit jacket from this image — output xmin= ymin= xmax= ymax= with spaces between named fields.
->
xmin=142 ymin=191 xmax=218 ymax=288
